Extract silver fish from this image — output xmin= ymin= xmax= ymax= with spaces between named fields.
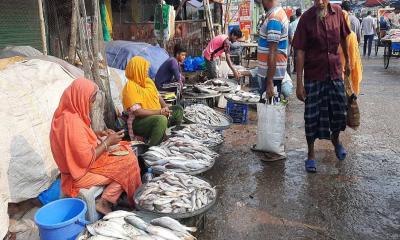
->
xmin=150 ymin=217 xmax=197 ymax=233
xmin=87 ymin=220 xmax=130 ymax=240
xmin=103 ymin=210 xmax=135 ymax=220
xmin=145 ymin=225 xmax=181 ymax=240
xmin=87 ymin=236 xmax=119 ymax=240
xmin=125 ymin=215 xmax=149 ymax=231
xmin=138 ymin=172 xmax=216 ymax=214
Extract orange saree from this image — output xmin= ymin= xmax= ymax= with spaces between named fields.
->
xmin=50 ymin=78 xmax=141 ymax=205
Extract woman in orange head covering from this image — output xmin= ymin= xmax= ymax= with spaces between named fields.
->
xmin=340 ymin=3 xmax=363 ymax=95
xmin=50 ymin=78 xmax=141 ymax=214
xmin=122 ymin=56 xmax=183 ymax=146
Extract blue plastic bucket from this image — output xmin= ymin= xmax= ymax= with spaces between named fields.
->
xmin=34 ymin=198 xmax=88 ymax=240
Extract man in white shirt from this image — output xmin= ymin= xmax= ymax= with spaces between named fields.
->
xmin=361 ymin=11 xmax=377 ymax=57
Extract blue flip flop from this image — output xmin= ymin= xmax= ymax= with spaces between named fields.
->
xmin=335 ymin=144 xmax=347 ymax=161
xmin=305 ymin=159 xmax=317 ymax=173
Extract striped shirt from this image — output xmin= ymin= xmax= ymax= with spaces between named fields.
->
xmin=257 ymin=6 xmax=289 ymax=81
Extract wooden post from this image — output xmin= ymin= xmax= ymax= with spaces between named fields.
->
xmin=37 ymin=0 xmax=47 ymax=55
xmin=92 ymin=0 xmax=116 ymax=128
xmin=77 ymin=19 xmax=93 ymax=80
xmin=91 ymin=0 xmax=103 ymax=89
xmin=204 ymin=0 xmax=215 ymax=39
xmin=69 ymin=0 xmax=79 ymax=64
xmin=74 ymin=0 xmax=116 ymax=128
xmin=158 ymin=0 xmax=166 ymax=48
xmin=51 ymin=0 xmax=65 ymax=58
xmin=176 ymin=0 xmax=188 ymax=17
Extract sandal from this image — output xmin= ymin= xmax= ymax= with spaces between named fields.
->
xmin=305 ymin=159 xmax=317 ymax=173
xmin=335 ymin=144 xmax=347 ymax=161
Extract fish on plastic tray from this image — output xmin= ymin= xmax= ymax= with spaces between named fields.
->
xmin=137 ymin=172 xmax=216 ymax=215
xmin=142 ymin=137 xmax=218 ymax=173
xmin=226 ymin=90 xmax=260 ymax=103
xmin=172 ymin=124 xmax=223 ymax=147
xmin=184 ymin=104 xmax=225 ymax=126
xmin=79 ymin=210 xmax=197 ymax=240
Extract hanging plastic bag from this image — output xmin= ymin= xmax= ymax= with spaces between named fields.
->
xmin=281 ymin=72 xmax=293 ymax=98
xmin=255 ymin=99 xmax=286 ymax=156
xmin=343 ymin=75 xmax=360 ymax=129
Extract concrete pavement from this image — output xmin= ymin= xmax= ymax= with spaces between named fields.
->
xmin=200 ymin=55 xmax=400 ymax=240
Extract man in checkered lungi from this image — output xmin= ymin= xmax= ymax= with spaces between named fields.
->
xmin=292 ymin=0 xmax=351 ymax=172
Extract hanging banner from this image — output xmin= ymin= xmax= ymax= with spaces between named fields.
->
xmin=227 ymin=0 xmax=252 ymax=39
xmin=239 ymin=1 xmax=251 ymax=22
xmin=228 ymin=4 xmax=240 ymax=27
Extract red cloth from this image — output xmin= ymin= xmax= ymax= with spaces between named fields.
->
xmin=292 ymin=4 xmax=351 ymax=81
xmin=50 ymin=78 xmax=141 ymax=205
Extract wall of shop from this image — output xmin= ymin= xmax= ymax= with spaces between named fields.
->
xmin=0 ymin=0 xmax=42 ymax=50
xmin=113 ymin=20 xmax=206 ymax=56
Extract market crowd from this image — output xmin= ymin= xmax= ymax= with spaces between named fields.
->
xmin=48 ymin=0 xmax=400 ymax=214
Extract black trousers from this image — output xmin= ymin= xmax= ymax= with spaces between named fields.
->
xmin=363 ymin=34 xmax=374 ymax=56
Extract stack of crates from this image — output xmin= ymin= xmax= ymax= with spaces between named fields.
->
xmin=226 ymin=100 xmax=248 ymax=124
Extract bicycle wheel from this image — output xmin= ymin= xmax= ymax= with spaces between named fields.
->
xmin=383 ymin=44 xmax=391 ymax=69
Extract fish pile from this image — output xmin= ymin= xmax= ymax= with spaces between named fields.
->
xmin=78 ymin=210 xmax=197 ymax=240
xmin=193 ymin=79 xmax=236 ymax=93
xmin=137 ymin=172 xmax=216 ymax=214
xmin=191 ymin=85 xmax=218 ymax=95
xmin=172 ymin=124 xmax=223 ymax=148
xmin=226 ymin=90 xmax=260 ymax=103
xmin=142 ymin=137 xmax=218 ymax=174
xmin=184 ymin=104 xmax=226 ymax=126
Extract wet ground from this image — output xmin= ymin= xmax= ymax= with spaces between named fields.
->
xmin=200 ymin=55 xmax=400 ymax=240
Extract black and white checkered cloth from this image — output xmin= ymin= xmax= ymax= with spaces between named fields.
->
xmin=304 ymin=79 xmax=347 ymax=144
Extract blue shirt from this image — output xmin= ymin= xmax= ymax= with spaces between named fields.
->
xmin=155 ymin=57 xmax=182 ymax=89
xmin=257 ymin=6 xmax=289 ymax=80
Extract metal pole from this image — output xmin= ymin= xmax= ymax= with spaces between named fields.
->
xmin=37 ymin=0 xmax=47 ymax=55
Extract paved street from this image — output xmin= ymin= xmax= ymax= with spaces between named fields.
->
xmin=200 ymin=55 xmax=400 ymax=240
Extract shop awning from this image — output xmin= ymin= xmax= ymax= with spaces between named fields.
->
xmin=365 ymin=0 xmax=389 ymax=7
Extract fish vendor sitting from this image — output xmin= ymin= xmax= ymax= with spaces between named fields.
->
xmin=203 ymin=28 xmax=243 ymax=80
xmin=50 ymin=78 xmax=142 ymax=215
xmin=122 ymin=56 xmax=183 ymax=146
xmin=155 ymin=44 xmax=187 ymax=90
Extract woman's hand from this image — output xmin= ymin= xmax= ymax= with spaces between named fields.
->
xmin=104 ymin=130 xmax=125 ymax=146
xmin=160 ymin=107 xmax=171 ymax=117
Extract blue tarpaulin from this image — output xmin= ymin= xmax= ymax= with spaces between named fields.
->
xmin=105 ymin=41 xmax=170 ymax=79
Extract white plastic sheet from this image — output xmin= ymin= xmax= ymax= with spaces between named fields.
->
xmin=0 ymin=59 xmax=75 ymax=238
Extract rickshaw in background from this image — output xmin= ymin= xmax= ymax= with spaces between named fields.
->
xmin=375 ymin=8 xmax=394 ymax=55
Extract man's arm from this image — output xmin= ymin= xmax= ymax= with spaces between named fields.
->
xmin=172 ymin=60 xmax=182 ymax=86
xmin=225 ymin=53 xmax=240 ymax=80
xmin=295 ymin=49 xmax=306 ymax=102
xmin=266 ymin=42 xmax=278 ymax=97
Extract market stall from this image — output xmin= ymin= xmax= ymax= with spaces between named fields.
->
xmin=375 ymin=8 xmax=394 ymax=56
xmin=382 ymin=29 xmax=400 ymax=68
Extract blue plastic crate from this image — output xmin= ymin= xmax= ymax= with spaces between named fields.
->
xmin=392 ymin=42 xmax=400 ymax=51
xmin=226 ymin=101 xmax=248 ymax=124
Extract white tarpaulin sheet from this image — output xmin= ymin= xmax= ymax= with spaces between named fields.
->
xmin=108 ymin=67 xmax=127 ymax=115
xmin=0 ymin=59 xmax=76 ymax=238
